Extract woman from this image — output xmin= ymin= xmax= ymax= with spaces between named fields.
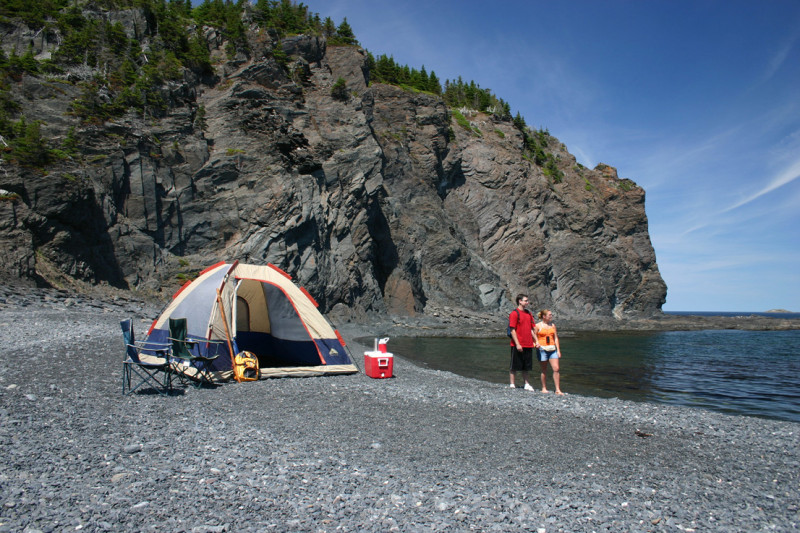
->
xmin=534 ymin=309 xmax=563 ymax=395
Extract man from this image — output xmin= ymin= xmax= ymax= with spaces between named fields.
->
xmin=509 ymin=294 xmax=537 ymax=390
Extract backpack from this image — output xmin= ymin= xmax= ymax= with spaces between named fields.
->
xmin=506 ymin=309 xmax=521 ymax=338
xmin=233 ymin=351 xmax=260 ymax=382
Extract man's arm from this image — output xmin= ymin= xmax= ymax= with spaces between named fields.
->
xmin=511 ymin=328 xmax=522 ymax=350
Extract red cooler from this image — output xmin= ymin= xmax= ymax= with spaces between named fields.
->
xmin=364 ymin=350 xmax=393 ymax=378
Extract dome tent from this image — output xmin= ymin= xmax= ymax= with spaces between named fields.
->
xmin=145 ymin=261 xmax=357 ymax=379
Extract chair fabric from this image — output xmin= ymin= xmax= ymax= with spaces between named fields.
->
xmin=121 ymin=319 xmax=172 ymax=395
xmin=168 ymin=317 xmax=220 ymax=386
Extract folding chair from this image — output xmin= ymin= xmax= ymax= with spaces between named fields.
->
xmin=168 ymin=317 xmax=222 ymax=387
xmin=121 ymin=319 xmax=173 ymax=395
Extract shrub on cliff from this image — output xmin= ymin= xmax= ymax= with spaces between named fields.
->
xmin=331 ymin=77 xmax=349 ymax=101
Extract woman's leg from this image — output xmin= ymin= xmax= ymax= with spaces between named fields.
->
xmin=539 ymin=359 xmax=549 ymax=392
xmin=550 ymin=357 xmax=562 ymax=394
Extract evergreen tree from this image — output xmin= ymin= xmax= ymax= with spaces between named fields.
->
xmin=428 ymin=70 xmax=441 ymax=95
xmin=10 ymin=117 xmax=52 ymax=167
xmin=513 ymin=112 xmax=526 ymax=131
xmin=322 ymin=16 xmax=336 ymax=37
xmin=334 ymin=17 xmax=357 ymax=45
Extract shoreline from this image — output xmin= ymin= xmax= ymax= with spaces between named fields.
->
xmin=0 ymin=286 xmax=798 ymax=530
xmin=2 ymin=284 xmax=799 ymax=334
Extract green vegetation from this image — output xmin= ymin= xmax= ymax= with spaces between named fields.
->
xmin=0 ymin=116 xmax=63 ymax=167
xmin=176 ymin=271 xmax=199 ymax=283
xmin=0 ymin=0 xmax=70 ymax=28
xmin=444 ymin=77 xmax=511 ymax=120
xmin=451 ymin=109 xmax=471 ymax=131
xmin=367 ymin=53 xmax=440 ymax=94
xmin=364 ymin=53 xmax=511 ymax=132
xmin=511 ymin=114 xmax=565 ymax=181
xmin=327 ymin=17 xmax=357 ymax=46
xmin=194 ymin=105 xmax=207 ymax=132
xmin=331 ymin=77 xmax=348 ymax=101
xmin=543 ymin=158 xmax=563 ymax=184
xmin=450 ymin=108 xmax=482 ymax=137
xmin=0 ymin=191 xmax=21 ymax=202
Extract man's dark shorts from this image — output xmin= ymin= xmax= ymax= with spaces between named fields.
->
xmin=510 ymin=346 xmax=533 ymax=372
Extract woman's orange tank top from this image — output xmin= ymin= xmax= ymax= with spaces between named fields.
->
xmin=537 ymin=323 xmax=556 ymax=346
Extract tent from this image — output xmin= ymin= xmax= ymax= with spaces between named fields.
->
xmin=145 ymin=261 xmax=358 ymax=379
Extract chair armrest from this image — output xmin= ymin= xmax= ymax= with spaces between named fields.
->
xmin=186 ymin=337 xmax=226 ymax=344
xmin=167 ymin=337 xmax=196 ymax=347
xmin=135 ymin=340 xmax=171 ymax=349
xmin=132 ymin=341 xmax=171 ymax=357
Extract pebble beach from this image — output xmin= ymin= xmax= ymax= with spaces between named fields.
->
xmin=1 ymin=288 xmax=798 ymax=532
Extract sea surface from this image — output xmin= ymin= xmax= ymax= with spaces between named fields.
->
xmin=379 ymin=317 xmax=800 ymax=423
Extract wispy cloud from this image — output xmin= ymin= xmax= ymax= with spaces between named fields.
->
xmin=720 ymin=156 xmax=800 ymax=213
xmin=757 ymin=25 xmax=800 ymax=86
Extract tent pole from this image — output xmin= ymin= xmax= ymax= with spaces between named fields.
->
xmin=216 ymin=289 xmax=238 ymax=382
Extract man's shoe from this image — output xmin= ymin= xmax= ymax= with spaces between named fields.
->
xmin=524 ymin=384 xmax=535 ymax=391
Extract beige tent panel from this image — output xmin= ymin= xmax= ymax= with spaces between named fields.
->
xmin=232 ymin=263 xmax=336 ymax=340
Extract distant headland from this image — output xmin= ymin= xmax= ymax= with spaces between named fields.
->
xmin=766 ymin=309 xmax=793 ymax=313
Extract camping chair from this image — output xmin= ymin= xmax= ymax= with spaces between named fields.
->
xmin=121 ymin=319 xmax=173 ymax=395
xmin=168 ymin=318 xmax=222 ymax=387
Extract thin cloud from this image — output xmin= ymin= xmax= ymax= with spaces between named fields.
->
xmin=721 ymin=157 xmax=800 ymax=213
xmin=758 ymin=26 xmax=800 ymax=85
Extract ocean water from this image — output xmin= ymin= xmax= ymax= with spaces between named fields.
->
xmin=382 ymin=325 xmax=800 ymax=423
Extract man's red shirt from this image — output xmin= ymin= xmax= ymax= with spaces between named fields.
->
xmin=509 ymin=308 xmax=535 ymax=347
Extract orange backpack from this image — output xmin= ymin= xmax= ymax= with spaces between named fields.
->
xmin=233 ymin=351 xmax=260 ymax=382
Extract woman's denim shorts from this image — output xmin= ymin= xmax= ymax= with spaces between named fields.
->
xmin=537 ymin=348 xmax=559 ymax=362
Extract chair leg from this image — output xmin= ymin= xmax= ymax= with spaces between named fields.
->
xmin=197 ymin=359 xmax=218 ymax=387
xmin=123 ymin=362 xmax=172 ymax=396
xmin=169 ymin=360 xmax=190 ymax=387
xmin=122 ymin=364 xmax=130 ymax=395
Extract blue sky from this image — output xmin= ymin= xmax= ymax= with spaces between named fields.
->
xmin=300 ymin=0 xmax=800 ymax=312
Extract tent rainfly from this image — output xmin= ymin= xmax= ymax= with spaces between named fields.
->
xmin=145 ymin=261 xmax=358 ymax=379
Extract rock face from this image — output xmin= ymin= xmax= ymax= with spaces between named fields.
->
xmin=0 ymin=13 xmax=666 ymax=320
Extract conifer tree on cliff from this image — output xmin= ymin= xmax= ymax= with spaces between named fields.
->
xmin=336 ymin=18 xmax=357 ymax=45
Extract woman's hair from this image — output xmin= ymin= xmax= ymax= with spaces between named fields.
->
xmin=538 ymin=309 xmax=551 ymax=320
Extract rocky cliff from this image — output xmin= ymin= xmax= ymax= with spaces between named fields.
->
xmin=0 ymin=7 xmax=666 ymax=320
